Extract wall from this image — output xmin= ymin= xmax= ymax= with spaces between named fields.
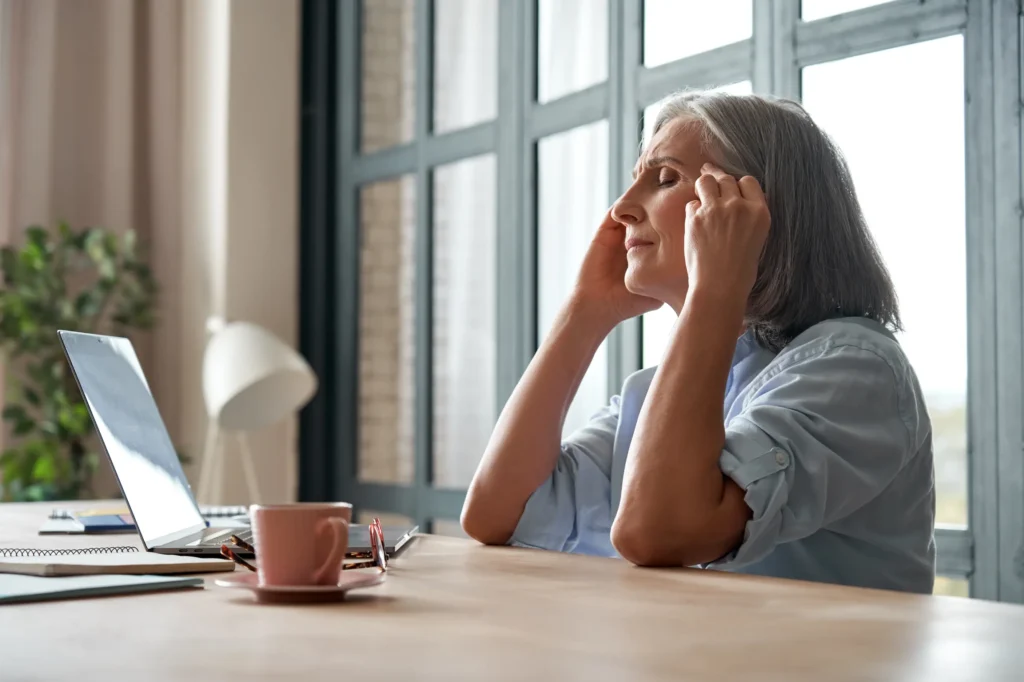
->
xmin=0 ymin=0 xmax=300 ymax=506
xmin=218 ymin=0 xmax=300 ymax=503
xmin=178 ymin=0 xmax=300 ymax=504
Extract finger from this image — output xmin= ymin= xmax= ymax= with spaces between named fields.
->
xmin=694 ymin=173 xmax=720 ymax=205
xmin=738 ymin=176 xmax=766 ymax=203
xmin=685 ymin=199 xmax=701 ymax=221
xmin=701 ymin=163 xmax=740 ymax=199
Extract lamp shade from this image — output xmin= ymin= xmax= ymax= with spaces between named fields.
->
xmin=202 ymin=321 xmax=318 ymax=430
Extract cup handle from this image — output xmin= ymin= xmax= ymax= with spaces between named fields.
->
xmin=313 ymin=517 xmax=349 ymax=584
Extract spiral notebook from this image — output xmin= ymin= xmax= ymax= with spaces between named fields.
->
xmin=41 ymin=505 xmax=250 ymax=534
xmin=0 ymin=545 xmax=235 ymax=577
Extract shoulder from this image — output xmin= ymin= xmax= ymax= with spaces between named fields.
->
xmin=742 ymin=318 xmax=929 ymax=452
xmin=762 ymin=318 xmax=915 ymax=390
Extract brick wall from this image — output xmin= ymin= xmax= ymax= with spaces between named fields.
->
xmin=357 ymin=0 xmax=417 ymax=484
xmin=358 ymin=0 xmax=501 ymax=492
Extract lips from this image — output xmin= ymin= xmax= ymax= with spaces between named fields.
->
xmin=624 ymin=236 xmax=654 ymax=250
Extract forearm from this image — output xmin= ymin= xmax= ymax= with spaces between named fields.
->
xmin=612 ymin=289 xmax=747 ymax=564
xmin=461 ymin=299 xmax=614 ymax=544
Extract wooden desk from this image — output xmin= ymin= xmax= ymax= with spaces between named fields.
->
xmin=2 ymin=501 xmax=1023 ymax=681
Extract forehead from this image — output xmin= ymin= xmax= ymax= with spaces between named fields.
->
xmin=634 ymin=118 xmax=708 ymax=174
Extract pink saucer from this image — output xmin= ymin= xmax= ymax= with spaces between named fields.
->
xmin=214 ymin=570 xmax=386 ymax=604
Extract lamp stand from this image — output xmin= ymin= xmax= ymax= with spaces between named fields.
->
xmin=235 ymin=432 xmax=263 ymax=504
xmin=196 ymin=423 xmax=263 ymax=505
xmin=196 ymin=420 xmax=222 ymax=504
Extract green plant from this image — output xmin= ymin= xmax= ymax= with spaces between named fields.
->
xmin=0 ymin=223 xmax=160 ymax=501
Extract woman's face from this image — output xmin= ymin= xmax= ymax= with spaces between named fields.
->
xmin=612 ymin=118 xmax=716 ymax=312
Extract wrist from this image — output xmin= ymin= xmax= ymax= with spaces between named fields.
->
xmin=562 ymin=295 xmax=619 ymax=340
xmin=683 ymin=285 xmax=748 ymax=325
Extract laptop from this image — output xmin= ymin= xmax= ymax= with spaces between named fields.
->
xmin=57 ymin=330 xmax=418 ymax=559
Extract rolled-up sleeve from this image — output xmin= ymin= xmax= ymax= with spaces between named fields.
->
xmin=708 ymin=343 xmax=918 ymax=569
xmin=508 ymin=399 xmax=620 ymax=556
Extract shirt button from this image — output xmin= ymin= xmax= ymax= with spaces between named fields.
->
xmin=774 ymin=450 xmax=787 ymax=466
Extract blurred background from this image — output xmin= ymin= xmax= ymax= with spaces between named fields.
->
xmin=0 ymin=0 xmax=1019 ymax=602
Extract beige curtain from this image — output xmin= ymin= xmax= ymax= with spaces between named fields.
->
xmin=0 ymin=0 xmax=301 ymax=505
xmin=0 ymin=0 xmax=185 ymax=492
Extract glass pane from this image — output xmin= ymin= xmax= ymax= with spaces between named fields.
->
xmin=639 ymin=81 xmax=752 ymax=367
xmin=934 ymin=577 xmax=969 ymax=598
xmin=432 ymin=155 xmax=498 ymax=488
xmin=358 ymin=177 xmax=417 ymax=484
xmin=643 ymin=305 xmax=678 ymax=368
xmin=642 ymin=81 xmax=752 ymax=153
xmin=433 ymin=0 xmax=498 ymax=132
xmin=644 ymin=0 xmax=752 ymax=68
xmin=537 ymin=0 xmax=608 ymax=103
xmin=431 ymin=519 xmax=470 ymax=538
xmin=802 ymin=0 xmax=893 ymax=21
xmin=538 ymin=121 xmax=610 ymax=437
xmin=802 ymin=36 xmax=966 ymax=526
xmin=357 ymin=510 xmax=415 ymax=527
xmin=361 ymin=0 xmax=416 ymax=153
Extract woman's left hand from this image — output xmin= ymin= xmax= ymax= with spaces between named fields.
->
xmin=683 ymin=163 xmax=771 ymax=306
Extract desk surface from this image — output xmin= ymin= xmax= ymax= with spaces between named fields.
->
xmin=2 ymin=501 xmax=1023 ymax=681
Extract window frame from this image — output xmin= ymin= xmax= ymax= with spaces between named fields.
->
xmin=299 ymin=0 xmax=1024 ymax=602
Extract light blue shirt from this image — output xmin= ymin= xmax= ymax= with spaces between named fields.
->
xmin=509 ymin=317 xmax=936 ymax=593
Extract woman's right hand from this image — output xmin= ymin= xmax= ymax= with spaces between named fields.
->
xmin=570 ymin=210 xmax=663 ymax=328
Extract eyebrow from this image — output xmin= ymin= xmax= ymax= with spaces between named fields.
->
xmin=632 ymin=155 xmax=687 ymax=179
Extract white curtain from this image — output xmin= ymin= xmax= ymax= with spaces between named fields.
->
xmin=536 ymin=0 xmax=612 ymax=437
xmin=431 ymin=0 xmax=498 ymax=487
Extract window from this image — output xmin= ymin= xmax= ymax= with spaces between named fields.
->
xmin=641 ymin=80 xmax=753 ymax=368
xmin=432 ymin=155 xmax=498 ymax=487
xmin=537 ymin=0 xmax=608 ymax=102
xmin=800 ymin=0 xmax=893 ymax=22
xmin=802 ymin=37 xmax=967 ymax=527
xmin=644 ymin=0 xmax=752 ymax=67
xmin=537 ymin=121 xmax=610 ymax=436
xmin=304 ymin=0 xmax=1024 ymax=602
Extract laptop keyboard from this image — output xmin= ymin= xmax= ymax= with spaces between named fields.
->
xmin=202 ymin=528 xmax=253 ymax=547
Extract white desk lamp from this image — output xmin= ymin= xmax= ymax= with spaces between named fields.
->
xmin=196 ymin=320 xmax=318 ymax=504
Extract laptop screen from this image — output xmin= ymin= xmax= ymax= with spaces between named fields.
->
xmin=59 ymin=331 xmax=206 ymax=547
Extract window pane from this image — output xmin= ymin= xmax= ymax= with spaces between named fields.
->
xmin=644 ymin=0 xmax=752 ymax=68
xmin=361 ymin=0 xmax=416 ymax=153
xmin=433 ymin=0 xmax=498 ymax=132
xmin=538 ymin=121 xmax=610 ymax=437
xmin=432 ymin=155 xmax=497 ymax=488
xmin=934 ymin=577 xmax=969 ymax=598
xmin=642 ymin=81 xmax=752 ymax=151
xmin=431 ymin=519 xmax=470 ymax=538
xmin=357 ymin=510 xmax=415 ymax=527
xmin=801 ymin=0 xmax=893 ymax=21
xmin=643 ymin=305 xmax=678 ymax=368
xmin=537 ymin=0 xmax=608 ymax=103
xmin=359 ymin=177 xmax=417 ymax=484
xmin=639 ymin=81 xmax=751 ymax=367
xmin=801 ymin=36 xmax=966 ymax=526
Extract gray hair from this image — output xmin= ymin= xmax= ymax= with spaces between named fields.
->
xmin=648 ymin=89 xmax=901 ymax=352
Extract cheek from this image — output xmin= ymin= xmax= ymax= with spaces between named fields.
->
xmin=650 ymin=189 xmax=696 ymax=238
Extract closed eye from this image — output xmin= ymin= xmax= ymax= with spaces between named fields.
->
xmin=657 ymin=171 xmax=678 ymax=188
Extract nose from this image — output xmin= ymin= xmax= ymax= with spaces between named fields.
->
xmin=611 ymin=193 xmax=644 ymax=226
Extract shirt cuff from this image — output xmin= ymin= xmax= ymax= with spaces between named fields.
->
xmin=707 ymin=416 xmax=792 ymax=568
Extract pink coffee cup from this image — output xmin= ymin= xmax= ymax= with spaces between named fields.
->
xmin=249 ymin=502 xmax=352 ymax=587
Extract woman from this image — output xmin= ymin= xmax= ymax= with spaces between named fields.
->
xmin=460 ymin=90 xmax=935 ymax=594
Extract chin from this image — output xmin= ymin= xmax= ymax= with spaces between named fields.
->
xmin=624 ymin=267 xmax=653 ymax=298
xmin=625 ymin=264 xmax=686 ymax=306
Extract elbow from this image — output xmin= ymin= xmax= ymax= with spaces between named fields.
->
xmin=610 ymin=512 xmax=711 ymax=568
xmin=459 ymin=492 xmax=515 ymax=547
xmin=610 ymin=515 xmax=679 ymax=567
